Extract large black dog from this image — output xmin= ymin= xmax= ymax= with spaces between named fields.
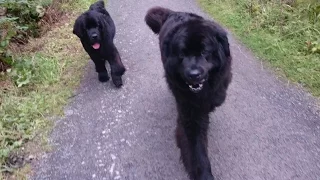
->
xmin=145 ymin=7 xmax=232 ymax=180
xmin=73 ymin=0 xmax=125 ymax=87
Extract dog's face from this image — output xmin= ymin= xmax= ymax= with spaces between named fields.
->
xmin=165 ymin=21 xmax=230 ymax=93
xmin=73 ymin=11 xmax=102 ymax=50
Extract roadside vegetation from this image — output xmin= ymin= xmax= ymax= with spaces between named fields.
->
xmin=199 ymin=0 xmax=320 ymax=96
xmin=0 ymin=0 xmax=96 ymax=178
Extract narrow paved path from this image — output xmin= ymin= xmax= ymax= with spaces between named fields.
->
xmin=33 ymin=0 xmax=320 ymax=179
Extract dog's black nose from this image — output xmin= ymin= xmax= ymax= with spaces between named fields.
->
xmin=187 ymin=69 xmax=201 ymax=80
xmin=91 ymin=34 xmax=98 ymax=39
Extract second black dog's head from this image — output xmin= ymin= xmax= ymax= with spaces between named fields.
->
xmin=73 ymin=11 xmax=103 ymax=50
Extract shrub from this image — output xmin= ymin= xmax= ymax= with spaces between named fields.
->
xmin=0 ymin=0 xmax=51 ymax=72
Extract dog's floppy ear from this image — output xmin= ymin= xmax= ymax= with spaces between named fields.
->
xmin=73 ymin=15 xmax=84 ymax=38
xmin=211 ymin=26 xmax=231 ymax=70
xmin=216 ymin=31 xmax=232 ymax=72
xmin=145 ymin=6 xmax=173 ymax=34
xmin=216 ymin=31 xmax=230 ymax=58
xmin=208 ymin=21 xmax=230 ymax=58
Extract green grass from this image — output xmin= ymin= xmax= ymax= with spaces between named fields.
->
xmin=0 ymin=0 xmax=97 ymax=178
xmin=199 ymin=0 xmax=320 ymax=96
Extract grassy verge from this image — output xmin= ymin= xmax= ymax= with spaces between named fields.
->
xmin=0 ymin=0 xmax=96 ymax=178
xmin=199 ymin=0 xmax=320 ymax=96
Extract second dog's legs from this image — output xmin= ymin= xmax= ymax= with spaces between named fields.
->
xmin=90 ymin=54 xmax=109 ymax=82
xmin=107 ymin=44 xmax=126 ymax=87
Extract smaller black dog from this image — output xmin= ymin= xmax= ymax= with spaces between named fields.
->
xmin=73 ymin=0 xmax=125 ymax=87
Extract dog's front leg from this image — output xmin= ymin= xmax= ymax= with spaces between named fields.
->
xmin=90 ymin=54 xmax=109 ymax=82
xmin=107 ymin=44 xmax=126 ymax=87
xmin=176 ymin=113 xmax=214 ymax=180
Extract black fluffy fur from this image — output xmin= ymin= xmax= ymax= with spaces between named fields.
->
xmin=145 ymin=7 xmax=232 ymax=180
xmin=73 ymin=0 xmax=125 ymax=87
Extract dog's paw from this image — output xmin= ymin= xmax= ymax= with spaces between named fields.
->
xmin=98 ymin=72 xmax=110 ymax=82
xmin=112 ymin=76 xmax=123 ymax=88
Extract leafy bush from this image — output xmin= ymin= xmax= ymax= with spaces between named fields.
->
xmin=1 ymin=0 xmax=50 ymax=39
xmin=0 ymin=0 xmax=51 ymax=73
xmin=0 ymin=17 xmax=17 ymax=69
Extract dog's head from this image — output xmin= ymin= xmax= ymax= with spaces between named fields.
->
xmin=73 ymin=11 xmax=103 ymax=50
xmin=145 ymin=7 xmax=231 ymax=93
xmin=168 ymin=21 xmax=230 ymax=93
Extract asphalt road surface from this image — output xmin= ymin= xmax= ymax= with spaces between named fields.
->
xmin=33 ymin=0 xmax=320 ymax=179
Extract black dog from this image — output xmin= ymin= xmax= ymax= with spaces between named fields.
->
xmin=73 ymin=0 xmax=125 ymax=87
xmin=145 ymin=7 xmax=232 ymax=180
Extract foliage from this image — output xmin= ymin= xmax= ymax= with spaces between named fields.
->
xmin=199 ymin=0 xmax=320 ymax=96
xmin=0 ymin=17 xmax=17 ymax=68
xmin=1 ymin=54 xmax=61 ymax=169
xmin=0 ymin=0 xmax=97 ymax=178
xmin=0 ymin=0 xmax=50 ymax=73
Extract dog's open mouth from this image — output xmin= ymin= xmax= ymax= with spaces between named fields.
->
xmin=188 ymin=83 xmax=203 ymax=93
xmin=187 ymin=79 xmax=205 ymax=93
xmin=92 ymin=43 xmax=100 ymax=49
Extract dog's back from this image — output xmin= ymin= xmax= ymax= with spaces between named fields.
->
xmin=145 ymin=7 xmax=203 ymax=35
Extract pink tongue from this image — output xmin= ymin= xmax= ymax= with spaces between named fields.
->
xmin=92 ymin=43 xmax=100 ymax=49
